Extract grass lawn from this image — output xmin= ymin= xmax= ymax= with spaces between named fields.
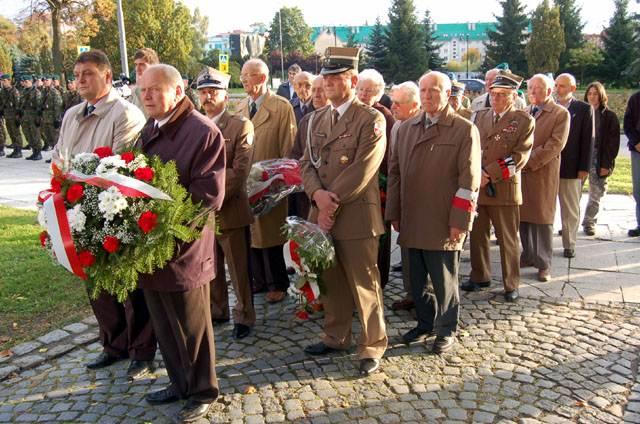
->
xmin=584 ymin=156 xmax=632 ymax=195
xmin=0 ymin=206 xmax=91 ymax=352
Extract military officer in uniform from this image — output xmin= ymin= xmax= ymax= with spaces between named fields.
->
xmin=19 ymin=75 xmax=43 ymax=161
xmin=461 ymin=72 xmax=534 ymax=302
xmin=41 ymin=74 xmax=64 ymax=151
xmin=0 ymin=74 xmax=8 ymax=156
xmin=471 ymin=68 xmax=526 ymax=112
xmin=449 ymin=81 xmax=472 ymax=120
xmin=52 ymin=74 xmax=64 ymax=95
xmin=197 ymin=68 xmax=257 ymax=340
xmin=1 ymin=74 xmax=24 ymax=157
xmin=300 ymin=47 xmax=388 ymax=376
xmin=63 ymin=76 xmax=82 ymax=114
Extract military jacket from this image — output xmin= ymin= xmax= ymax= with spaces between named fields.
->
xmin=21 ymin=87 xmax=42 ymax=116
xmin=41 ymin=87 xmax=64 ymax=121
xmin=1 ymin=86 xmax=21 ymax=119
xmin=63 ymin=90 xmax=82 ymax=112
xmin=474 ymin=107 xmax=534 ymax=206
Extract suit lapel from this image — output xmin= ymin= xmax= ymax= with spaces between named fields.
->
xmin=251 ymin=91 xmax=272 ymax=130
xmin=216 ymin=110 xmax=230 ymax=131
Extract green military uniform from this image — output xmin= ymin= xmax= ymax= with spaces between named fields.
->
xmin=63 ymin=89 xmax=82 ymax=113
xmin=19 ymin=78 xmax=43 ymax=156
xmin=1 ymin=77 xmax=25 ymax=156
xmin=40 ymin=85 xmax=64 ymax=149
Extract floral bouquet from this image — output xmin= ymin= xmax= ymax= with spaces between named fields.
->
xmin=37 ymin=146 xmax=211 ymax=302
xmin=282 ymin=216 xmax=335 ymax=320
xmin=247 ymin=158 xmax=303 ymax=217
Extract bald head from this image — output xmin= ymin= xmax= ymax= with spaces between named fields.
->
xmin=139 ymin=64 xmax=185 ymax=120
xmin=554 ymin=73 xmax=577 ymax=102
xmin=419 ymin=71 xmax=452 ymax=115
xmin=527 ymin=74 xmax=554 ymax=106
xmin=485 ymin=69 xmax=500 ymax=88
xmin=241 ymin=59 xmax=269 ymax=99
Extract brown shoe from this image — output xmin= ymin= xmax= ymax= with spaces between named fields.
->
xmin=391 ymin=298 xmax=415 ymax=311
xmin=537 ymin=268 xmax=550 ymax=282
xmin=266 ymin=290 xmax=286 ymax=304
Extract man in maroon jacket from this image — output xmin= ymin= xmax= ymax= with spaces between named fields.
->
xmin=136 ymin=64 xmax=226 ymax=423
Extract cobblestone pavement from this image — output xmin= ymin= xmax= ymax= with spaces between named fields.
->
xmin=1 ymin=272 xmax=640 ymax=423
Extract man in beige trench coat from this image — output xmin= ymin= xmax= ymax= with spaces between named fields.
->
xmin=300 ymin=47 xmax=388 ymax=376
xmin=520 ymin=74 xmax=570 ymax=282
xmin=237 ymin=59 xmax=297 ymax=304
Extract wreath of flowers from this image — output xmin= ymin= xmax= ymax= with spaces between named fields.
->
xmin=37 ymin=146 xmax=211 ymax=302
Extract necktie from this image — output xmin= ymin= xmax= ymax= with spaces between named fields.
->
xmin=85 ymin=104 xmax=95 ymax=116
xmin=531 ymin=106 xmax=539 ymax=117
xmin=300 ymin=104 xmax=306 ymax=116
xmin=494 ymin=113 xmax=500 ymax=126
xmin=250 ymin=102 xmax=257 ymax=119
xmin=332 ymin=110 xmax=340 ymax=127
xmin=425 ymin=117 xmax=433 ymax=128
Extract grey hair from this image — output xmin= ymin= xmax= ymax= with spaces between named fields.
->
xmin=556 ymin=73 xmax=577 ymax=87
xmin=145 ymin=64 xmax=184 ymax=92
xmin=528 ymin=73 xmax=555 ymax=90
xmin=295 ymin=71 xmax=314 ymax=83
xmin=244 ymin=59 xmax=270 ymax=79
xmin=418 ymin=71 xmax=452 ymax=93
xmin=358 ymin=69 xmax=385 ymax=95
xmin=391 ymin=81 xmax=421 ymax=107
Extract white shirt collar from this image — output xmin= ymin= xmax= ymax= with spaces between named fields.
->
xmin=331 ymin=96 xmax=355 ymax=119
xmin=251 ymin=92 xmax=267 ymax=110
xmin=211 ymin=108 xmax=225 ymax=125
xmin=155 ymin=108 xmax=178 ymax=128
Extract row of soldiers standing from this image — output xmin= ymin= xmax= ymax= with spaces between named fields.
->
xmin=0 ymin=73 xmax=82 ymax=160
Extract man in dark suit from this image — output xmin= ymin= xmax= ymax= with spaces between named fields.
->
xmin=137 ymin=64 xmax=226 ymax=423
xmin=276 ymin=63 xmax=301 ymax=100
xmin=555 ymin=73 xmax=592 ymax=258
xmin=291 ymin=71 xmax=314 ymax=124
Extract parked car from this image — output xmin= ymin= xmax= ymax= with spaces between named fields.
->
xmin=458 ymin=79 xmax=486 ymax=97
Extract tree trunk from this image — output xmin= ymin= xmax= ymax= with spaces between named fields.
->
xmin=50 ymin=5 xmax=64 ymax=83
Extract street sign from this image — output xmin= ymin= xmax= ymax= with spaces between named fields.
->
xmin=77 ymin=45 xmax=91 ymax=54
xmin=219 ymin=53 xmax=229 ymax=74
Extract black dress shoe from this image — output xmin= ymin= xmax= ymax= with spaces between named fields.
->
xmin=304 ymin=342 xmax=341 ymax=356
xmin=358 ymin=358 xmax=380 ymax=376
xmin=432 ymin=335 xmax=455 ymax=354
xmin=402 ymin=327 xmax=433 ymax=344
xmin=145 ymin=386 xmax=180 ymax=404
xmin=212 ymin=317 xmax=230 ymax=325
xmin=232 ymin=324 xmax=251 ymax=339
xmin=25 ymin=151 xmax=42 ymax=161
xmin=629 ymin=228 xmax=640 ymax=237
xmin=127 ymin=359 xmax=154 ymax=379
xmin=177 ymin=399 xmax=211 ymax=423
xmin=45 ymin=158 xmax=52 ymax=163
xmin=7 ymin=149 xmax=22 ymax=159
xmin=460 ymin=280 xmax=490 ymax=292
xmin=391 ymin=263 xmax=403 ymax=272
xmin=584 ymin=226 xmax=595 ymax=236
xmin=86 ymin=352 xmax=122 ymax=369
xmin=563 ymin=248 xmax=575 ymax=258
xmin=0 ymin=149 xmax=5 ymax=157
xmin=41 ymin=145 xmax=52 ymax=151
xmin=504 ymin=289 xmax=519 ymax=303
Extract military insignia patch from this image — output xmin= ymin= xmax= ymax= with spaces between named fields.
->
xmin=373 ymin=123 xmax=382 ymax=137
xmin=340 ymin=155 xmax=349 ymax=165
xmin=246 ymin=134 xmax=254 ymax=145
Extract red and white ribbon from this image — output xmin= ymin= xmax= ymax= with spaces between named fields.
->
xmin=66 ymin=170 xmax=172 ymax=201
xmin=284 ymin=240 xmax=320 ymax=303
xmin=43 ymin=193 xmax=87 ymax=280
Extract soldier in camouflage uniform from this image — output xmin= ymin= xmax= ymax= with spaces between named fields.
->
xmin=182 ymin=75 xmax=202 ymax=111
xmin=19 ymin=75 xmax=43 ymax=161
xmin=63 ymin=77 xmax=82 ymax=114
xmin=2 ymin=74 xmax=25 ymax=158
xmin=40 ymin=75 xmax=64 ymax=151
xmin=0 ymin=74 xmax=7 ymax=156
xmin=52 ymin=75 xmax=65 ymax=95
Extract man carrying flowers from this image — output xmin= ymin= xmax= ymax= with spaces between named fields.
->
xmin=136 ymin=64 xmax=226 ymax=423
xmin=52 ymin=50 xmax=155 ymax=379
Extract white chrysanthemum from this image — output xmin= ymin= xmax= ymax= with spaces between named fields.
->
xmin=37 ymin=208 xmax=47 ymax=228
xmin=71 ymin=153 xmax=99 ymax=168
xmin=66 ymin=204 xmax=86 ymax=233
xmin=98 ymin=186 xmax=128 ymax=221
xmin=127 ymin=154 xmax=148 ymax=171
xmin=96 ymin=155 xmax=127 ymax=175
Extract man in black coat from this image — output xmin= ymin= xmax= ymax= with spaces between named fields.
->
xmin=554 ymin=73 xmax=592 ymax=258
xmin=290 ymin=71 xmax=314 ymax=124
xmin=625 ymin=89 xmax=640 ymax=237
xmin=276 ymin=63 xmax=301 ymax=100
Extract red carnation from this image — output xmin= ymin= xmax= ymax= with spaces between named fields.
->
xmin=65 ymin=184 xmax=84 ymax=204
xmin=39 ymin=231 xmax=48 ymax=247
xmin=94 ymin=146 xmax=114 ymax=158
xmin=120 ymin=151 xmax=135 ymax=164
xmin=295 ymin=310 xmax=309 ymax=320
xmin=134 ymin=167 xmax=154 ymax=182
xmin=78 ymin=250 xmax=96 ymax=267
xmin=137 ymin=211 xmax=158 ymax=234
xmin=50 ymin=178 xmax=62 ymax=193
xmin=102 ymin=236 xmax=120 ymax=253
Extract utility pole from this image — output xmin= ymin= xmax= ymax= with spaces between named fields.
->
xmin=278 ymin=9 xmax=285 ymax=80
xmin=465 ymin=34 xmax=469 ymax=79
xmin=116 ymin=0 xmax=129 ymax=78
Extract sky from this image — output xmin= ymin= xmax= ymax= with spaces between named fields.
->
xmin=8 ymin=0 xmax=640 ymax=35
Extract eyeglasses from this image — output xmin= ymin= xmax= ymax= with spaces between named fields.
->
xmin=489 ymin=92 xmax=511 ymax=98
xmin=240 ymin=73 xmax=259 ymax=81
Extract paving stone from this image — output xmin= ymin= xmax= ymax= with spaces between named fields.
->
xmin=10 ymin=341 xmax=41 ymax=356
xmin=473 ymin=410 xmax=496 ymax=423
xmin=0 ymin=365 xmax=18 ymax=380
xmin=37 ymin=329 xmax=70 ymax=344
xmin=12 ymin=355 xmax=45 ymax=369
xmin=63 ymin=322 xmax=90 ymax=334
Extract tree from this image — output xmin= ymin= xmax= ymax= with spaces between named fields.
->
xmin=422 ymin=9 xmax=443 ymax=70
xmin=525 ymin=0 xmax=565 ymax=75
xmin=484 ymin=0 xmax=529 ymax=75
xmin=385 ymin=0 xmax=426 ymax=83
xmin=627 ymin=13 xmax=640 ymax=83
xmin=91 ymin=0 xmax=196 ymax=75
xmin=601 ymin=0 xmax=636 ymax=87
xmin=187 ymin=7 xmax=209 ymax=75
xmin=555 ymin=0 xmax=585 ymax=71
xmin=363 ymin=17 xmax=388 ymax=75
xmin=0 ymin=15 xmax=17 ymax=45
xmin=346 ymin=31 xmax=358 ymax=48
xmin=0 ymin=41 xmax=12 ymax=72
xmin=566 ymin=41 xmax=604 ymax=84
xmin=265 ymin=6 xmax=314 ymax=58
